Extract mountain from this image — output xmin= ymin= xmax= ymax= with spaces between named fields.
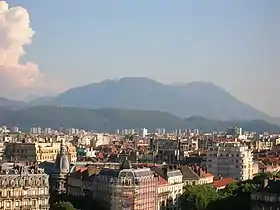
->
xmin=28 ymin=96 xmax=54 ymax=106
xmin=0 ymin=97 xmax=26 ymax=109
xmin=0 ymin=106 xmax=279 ymax=133
xmin=51 ymin=77 xmax=272 ymax=121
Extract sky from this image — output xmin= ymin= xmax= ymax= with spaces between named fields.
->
xmin=3 ymin=0 xmax=280 ymax=116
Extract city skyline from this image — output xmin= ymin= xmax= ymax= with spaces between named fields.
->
xmin=2 ymin=0 xmax=280 ymax=116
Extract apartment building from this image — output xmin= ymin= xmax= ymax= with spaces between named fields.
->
xmin=5 ymin=142 xmax=77 ymax=163
xmin=180 ymin=138 xmax=199 ymax=156
xmin=180 ymin=165 xmax=214 ymax=186
xmin=151 ymin=165 xmax=184 ymax=210
xmin=206 ymin=142 xmax=253 ymax=181
xmin=251 ymin=179 xmax=280 ymax=210
xmin=92 ymin=159 xmax=158 ymax=210
xmin=0 ymin=163 xmax=49 ymax=210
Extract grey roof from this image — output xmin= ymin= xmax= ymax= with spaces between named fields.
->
xmin=180 ymin=166 xmax=200 ymax=180
xmin=99 ymin=168 xmax=120 ymax=177
xmin=167 ymin=170 xmax=182 ymax=177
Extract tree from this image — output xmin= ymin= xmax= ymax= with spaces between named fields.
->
xmin=207 ymin=181 xmax=260 ymax=210
xmin=181 ymin=185 xmax=218 ymax=210
xmin=51 ymin=201 xmax=75 ymax=210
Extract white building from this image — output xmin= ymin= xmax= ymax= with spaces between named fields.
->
xmin=30 ymin=126 xmax=42 ymax=134
xmin=152 ymin=165 xmax=183 ymax=210
xmin=139 ymin=128 xmax=148 ymax=138
xmin=44 ymin=128 xmax=52 ymax=134
xmin=181 ymin=138 xmax=199 ymax=156
xmin=12 ymin=126 xmax=19 ymax=133
xmin=156 ymin=128 xmax=166 ymax=135
xmin=206 ymin=142 xmax=253 ymax=181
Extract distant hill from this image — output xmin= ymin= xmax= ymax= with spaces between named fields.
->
xmin=50 ymin=77 xmax=272 ymax=121
xmin=0 ymin=106 xmax=279 ymax=133
xmin=0 ymin=97 xmax=26 ymax=110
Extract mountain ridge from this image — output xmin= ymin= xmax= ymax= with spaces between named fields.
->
xmin=0 ymin=106 xmax=279 ymax=133
xmin=50 ymin=77 xmax=273 ymax=121
xmin=0 ymin=77 xmax=276 ymax=123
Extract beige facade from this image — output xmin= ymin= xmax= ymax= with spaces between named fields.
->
xmin=93 ymin=160 xmax=158 ymax=210
xmin=5 ymin=142 xmax=77 ymax=163
xmin=0 ymin=163 xmax=50 ymax=210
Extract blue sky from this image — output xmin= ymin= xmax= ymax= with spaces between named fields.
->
xmin=9 ymin=0 xmax=280 ymax=115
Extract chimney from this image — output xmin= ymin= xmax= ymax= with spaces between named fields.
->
xmin=163 ymin=165 xmax=168 ymax=179
xmin=197 ymin=168 xmax=201 ymax=176
xmin=193 ymin=166 xmax=197 ymax=173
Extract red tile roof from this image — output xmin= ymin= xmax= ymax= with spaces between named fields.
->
xmin=157 ymin=175 xmax=168 ymax=186
xmin=213 ymin=178 xmax=236 ymax=189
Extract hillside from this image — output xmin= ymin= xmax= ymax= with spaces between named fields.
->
xmin=0 ymin=97 xmax=26 ymax=109
xmin=0 ymin=106 xmax=279 ymax=133
xmin=50 ymin=77 xmax=271 ymax=121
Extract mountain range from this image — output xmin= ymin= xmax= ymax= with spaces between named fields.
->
xmin=0 ymin=77 xmax=278 ymax=125
xmin=0 ymin=106 xmax=279 ymax=133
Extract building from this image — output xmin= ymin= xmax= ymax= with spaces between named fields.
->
xmin=151 ymin=139 xmax=181 ymax=164
xmin=206 ymin=142 xmax=253 ymax=181
xmin=180 ymin=165 xmax=214 ymax=186
xmin=67 ymin=166 xmax=98 ymax=198
xmin=180 ymin=138 xmax=199 ymax=156
xmin=5 ymin=141 xmax=77 ymax=163
xmin=44 ymin=128 xmax=52 ymax=135
xmin=151 ymin=165 xmax=183 ymax=210
xmin=251 ymin=179 xmax=280 ymax=210
xmin=155 ymin=128 xmax=166 ymax=136
xmin=50 ymin=140 xmax=70 ymax=195
xmin=92 ymin=159 xmax=158 ymax=210
xmin=138 ymin=128 xmax=148 ymax=138
xmin=0 ymin=163 xmax=49 ymax=210
xmin=12 ymin=126 xmax=19 ymax=133
xmin=30 ymin=127 xmax=42 ymax=135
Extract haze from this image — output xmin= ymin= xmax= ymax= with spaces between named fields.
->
xmin=4 ymin=0 xmax=280 ymax=116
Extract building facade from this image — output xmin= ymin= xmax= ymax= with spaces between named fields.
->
xmin=251 ymin=179 xmax=280 ymax=210
xmin=5 ymin=141 xmax=77 ymax=163
xmin=93 ymin=159 xmax=158 ymax=210
xmin=0 ymin=163 xmax=49 ymax=210
xmin=151 ymin=165 xmax=183 ymax=210
xmin=206 ymin=142 xmax=253 ymax=181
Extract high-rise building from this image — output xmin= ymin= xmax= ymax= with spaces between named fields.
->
xmin=139 ymin=128 xmax=148 ymax=138
xmin=206 ymin=142 xmax=253 ymax=181
xmin=44 ymin=128 xmax=52 ymax=134
xmin=235 ymin=127 xmax=243 ymax=136
xmin=156 ymin=128 xmax=166 ymax=135
xmin=12 ymin=126 xmax=19 ymax=133
xmin=30 ymin=127 xmax=41 ymax=134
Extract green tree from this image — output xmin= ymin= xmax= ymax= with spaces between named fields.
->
xmin=208 ymin=181 xmax=260 ymax=210
xmin=51 ymin=201 xmax=75 ymax=210
xmin=181 ymin=185 xmax=218 ymax=210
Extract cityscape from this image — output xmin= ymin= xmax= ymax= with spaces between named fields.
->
xmin=0 ymin=0 xmax=279 ymax=210
xmin=0 ymin=125 xmax=278 ymax=209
